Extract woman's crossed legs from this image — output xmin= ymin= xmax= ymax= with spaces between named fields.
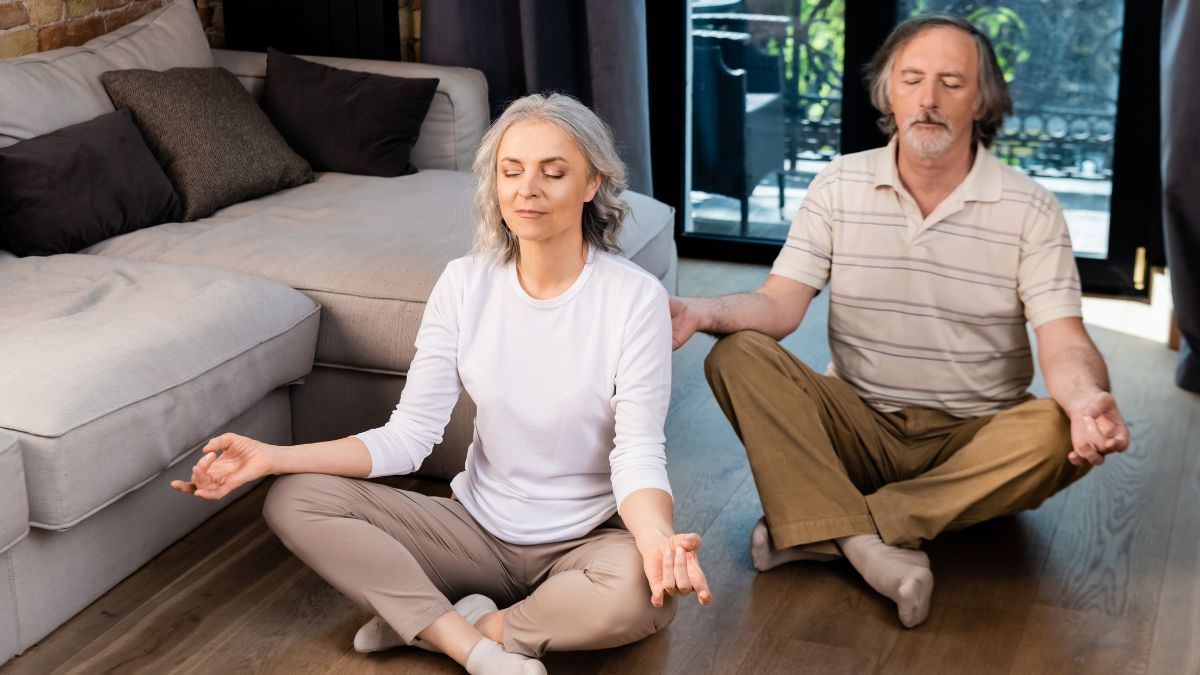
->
xmin=262 ymin=473 xmax=675 ymax=665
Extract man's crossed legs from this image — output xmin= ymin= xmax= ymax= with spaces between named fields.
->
xmin=705 ymin=331 xmax=1090 ymax=627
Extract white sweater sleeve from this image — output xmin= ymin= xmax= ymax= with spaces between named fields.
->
xmin=610 ymin=282 xmax=674 ymax=511
xmin=354 ymin=264 xmax=464 ymax=477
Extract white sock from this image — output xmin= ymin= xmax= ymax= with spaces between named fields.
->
xmin=836 ymin=534 xmax=934 ymax=627
xmin=465 ymin=638 xmax=546 ymax=675
xmin=750 ymin=517 xmax=840 ymax=572
xmin=353 ymin=594 xmax=498 ymax=653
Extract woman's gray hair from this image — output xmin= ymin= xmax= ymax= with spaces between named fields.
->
xmin=471 ymin=93 xmax=629 ymax=264
xmin=865 ymin=14 xmax=1013 ymax=148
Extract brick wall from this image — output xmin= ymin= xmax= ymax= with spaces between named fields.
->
xmin=0 ymin=0 xmax=223 ymax=58
xmin=193 ymin=0 xmax=220 ymax=48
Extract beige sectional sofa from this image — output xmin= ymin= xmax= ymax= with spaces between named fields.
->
xmin=0 ymin=0 xmax=677 ymax=665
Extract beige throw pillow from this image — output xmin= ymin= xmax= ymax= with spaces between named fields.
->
xmin=101 ymin=67 xmax=313 ymax=221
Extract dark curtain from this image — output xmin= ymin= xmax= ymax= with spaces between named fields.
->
xmin=1162 ymin=0 xmax=1200 ymax=392
xmin=420 ymin=0 xmax=654 ymax=195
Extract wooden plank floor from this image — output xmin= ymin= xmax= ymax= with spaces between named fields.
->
xmin=4 ymin=258 xmax=1197 ymax=675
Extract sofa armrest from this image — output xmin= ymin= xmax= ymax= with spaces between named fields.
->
xmin=212 ymin=48 xmax=489 ymax=173
xmin=0 ymin=431 xmax=29 ymax=555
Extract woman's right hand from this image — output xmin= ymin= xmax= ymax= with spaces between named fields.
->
xmin=169 ymin=433 xmax=278 ymax=500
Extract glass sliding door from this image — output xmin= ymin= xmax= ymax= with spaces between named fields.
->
xmin=687 ymin=0 xmax=846 ymax=244
xmin=663 ymin=0 xmax=1157 ymax=290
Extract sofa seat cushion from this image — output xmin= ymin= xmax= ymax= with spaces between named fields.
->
xmin=0 ymin=255 xmax=319 ymax=530
xmin=84 ymin=170 xmax=675 ymax=375
xmin=0 ymin=432 xmax=28 ymax=553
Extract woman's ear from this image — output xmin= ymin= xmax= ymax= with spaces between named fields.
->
xmin=585 ymin=174 xmax=601 ymax=203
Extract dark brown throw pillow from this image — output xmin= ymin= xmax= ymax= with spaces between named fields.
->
xmin=100 ymin=67 xmax=313 ymax=221
xmin=0 ymin=109 xmax=182 ymax=257
xmin=263 ymin=48 xmax=439 ymax=176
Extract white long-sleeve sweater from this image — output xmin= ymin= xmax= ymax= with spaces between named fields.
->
xmin=355 ymin=248 xmax=673 ymax=545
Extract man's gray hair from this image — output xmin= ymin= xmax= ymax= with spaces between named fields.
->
xmin=865 ymin=14 xmax=1013 ymax=148
xmin=472 ymin=93 xmax=629 ymax=264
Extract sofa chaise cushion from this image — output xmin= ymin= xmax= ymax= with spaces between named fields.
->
xmin=0 ymin=0 xmax=212 ymax=149
xmin=0 ymin=432 xmax=28 ymax=554
xmin=0 ymin=254 xmax=320 ymax=530
xmin=0 ymin=108 xmax=182 ymax=256
xmin=83 ymin=170 xmax=675 ymax=375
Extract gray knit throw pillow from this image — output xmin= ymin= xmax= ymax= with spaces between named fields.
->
xmin=100 ymin=67 xmax=312 ymax=221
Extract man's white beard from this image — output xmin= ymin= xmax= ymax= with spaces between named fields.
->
xmin=901 ymin=111 xmax=956 ymax=158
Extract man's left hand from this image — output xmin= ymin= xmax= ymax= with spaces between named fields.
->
xmin=1068 ymin=391 xmax=1130 ymax=466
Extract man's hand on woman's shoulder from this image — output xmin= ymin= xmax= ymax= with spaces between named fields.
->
xmin=669 ymin=297 xmax=704 ymax=351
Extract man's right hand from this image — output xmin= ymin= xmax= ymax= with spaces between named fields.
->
xmin=170 ymin=433 xmax=278 ymax=500
xmin=669 ymin=296 xmax=704 ymax=351
xmin=669 ymin=277 xmax=816 ymax=351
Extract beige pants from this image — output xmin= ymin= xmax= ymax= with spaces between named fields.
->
xmin=262 ymin=473 xmax=675 ymax=657
xmin=705 ymin=331 xmax=1090 ymax=550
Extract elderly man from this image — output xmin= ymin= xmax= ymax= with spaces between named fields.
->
xmin=671 ymin=15 xmax=1130 ymax=628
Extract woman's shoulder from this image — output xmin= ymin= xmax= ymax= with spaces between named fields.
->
xmin=441 ymin=253 xmax=507 ymax=284
xmin=427 ymin=255 xmax=507 ymax=310
xmin=592 ymin=251 xmax=667 ymax=299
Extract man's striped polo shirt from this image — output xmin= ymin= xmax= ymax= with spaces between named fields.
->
xmin=771 ymin=138 xmax=1083 ymax=417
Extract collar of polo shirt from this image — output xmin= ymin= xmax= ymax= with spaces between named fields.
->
xmin=872 ymin=137 xmax=1004 ymax=205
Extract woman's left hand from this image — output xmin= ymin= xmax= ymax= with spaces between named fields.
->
xmin=640 ymin=533 xmax=713 ymax=607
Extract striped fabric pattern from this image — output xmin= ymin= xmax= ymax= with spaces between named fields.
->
xmin=772 ymin=139 xmax=1082 ymax=417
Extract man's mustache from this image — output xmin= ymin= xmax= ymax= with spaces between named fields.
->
xmin=905 ymin=111 xmax=951 ymax=128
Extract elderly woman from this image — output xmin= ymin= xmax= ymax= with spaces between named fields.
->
xmin=170 ymin=93 xmax=711 ymax=675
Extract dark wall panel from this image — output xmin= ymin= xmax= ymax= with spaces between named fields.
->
xmin=224 ymin=0 xmax=400 ymax=60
